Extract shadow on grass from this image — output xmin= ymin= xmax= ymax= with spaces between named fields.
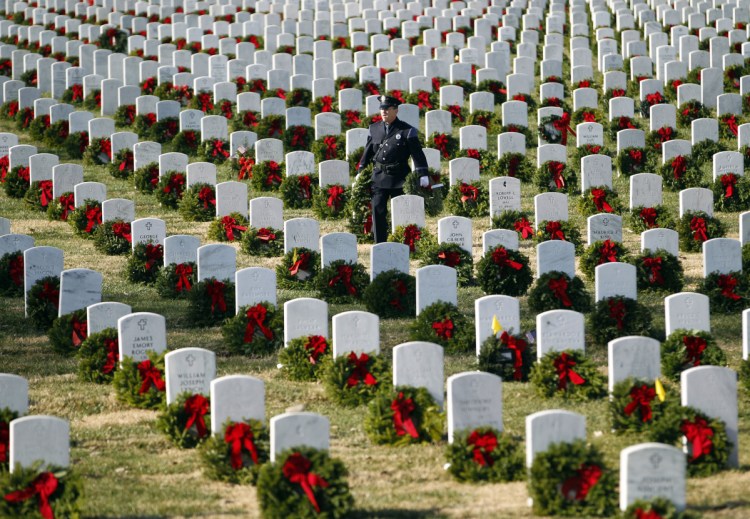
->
xmin=354 ymin=509 xmax=448 ymax=518
xmin=690 ymin=499 xmax=750 ymax=512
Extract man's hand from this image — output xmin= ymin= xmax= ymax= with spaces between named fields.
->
xmin=419 ymin=176 xmax=430 ymax=188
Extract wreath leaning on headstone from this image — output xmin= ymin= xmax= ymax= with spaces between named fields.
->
xmin=491 ymin=210 xmax=534 ymax=240
xmin=0 ymin=462 xmax=85 ymax=518
xmin=133 ymin=162 xmax=160 ymax=194
xmin=2 ymin=164 xmax=29 ymax=198
xmin=615 ymin=147 xmax=650 ymax=176
xmin=26 ymin=276 xmax=60 ymax=330
xmin=420 ymin=242 xmax=474 ymax=287
xmin=633 ymin=249 xmax=684 ymax=293
xmin=280 ymin=173 xmax=318 ymax=209
xmin=445 ymin=427 xmax=525 ymax=484
xmin=155 ymin=262 xmax=197 ymax=299
xmin=48 ymin=308 xmax=88 ymax=355
xmin=250 ymin=160 xmax=284 ymax=192
xmin=22 ymin=180 xmax=53 ymax=212
xmin=660 ymin=329 xmax=727 ymax=382
xmin=68 ymin=199 xmax=102 ymax=238
xmin=312 ymin=183 xmax=349 ymax=220
xmin=711 ymin=172 xmax=750 ymax=212
xmin=621 ymin=498 xmax=700 ymax=519
xmin=409 ymin=301 xmax=473 ymax=354
xmin=532 ymin=220 xmax=583 ymax=252
xmin=362 ymin=270 xmax=416 ymax=319
xmin=278 ymin=335 xmax=331 ymax=382
xmin=76 ymin=327 xmax=120 ymax=384
xmin=0 ymin=407 xmax=18 ymax=470
xmin=628 ymin=205 xmax=676 ymax=233
xmin=82 ymin=137 xmax=112 ymax=165
xmin=577 ymin=186 xmax=623 ymax=217
xmin=533 ymin=160 xmax=578 ymax=193
xmin=528 ymin=272 xmax=592 ymax=314
xmin=178 ymin=183 xmax=216 ymax=222
xmin=677 ymin=211 xmax=726 ymax=252
xmin=364 ymin=386 xmax=443 ymax=446
xmin=698 ymin=271 xmax=750 ymax=314
xmin=112 ymin=350 xmax=167 ymax=410
xmin=276 ymin=248 xmax=320 ymax=290
xmin=199 ymin=418 xmax=270 ymax=485
xmin=579 ymin=239 xmax=631 ymax=282
xmin=658 ymin=154 xmax=704 ymax=191
xmin=154 ymin=171 xmax=186 ymax=209
xmin=198 ymin=138 xmax=231 ymax=164
xmin=478 ymin=331 xmax=535 ymax=382
xmin=46 ymin=192 xmax=76 ymax=222
xmin=315 ymin=260 xmax=369 ymax=304
xmin=320 ymin=351 xmax=392 ymax=407
xmin=207 ymin=212 xmax=248 ymax=243
xmin=610 ymin=377 xmax=677 ymax=434
xmin=346 ymin=166 xmax=374 ymax=244
xmin=530 ymin=349 xmax=607 ymax=401
xmin=0 ymin=251 xmax=24 ymax=297
xmin=186 ymin=278 xmax=236 ymax=327
xmin=444 ymin=181 xmax=490 ymax=218
xmin=240 ymin=227 xmax=284 ymax=257
xmin=125 ymin=243 xmax=164 ymax=285
xmin=93 ymin=220 xmax=132 ymax=255
xmin=156 ymin=392 xmax=212 ymax=449
xmin=475 ymin=245 xmax=533 ymax=296
xmin=221 ymin=302 xmax=283 ymax=356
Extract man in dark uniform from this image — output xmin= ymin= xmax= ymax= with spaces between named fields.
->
xmin=357 ymin=95 xmax=430 ymax=243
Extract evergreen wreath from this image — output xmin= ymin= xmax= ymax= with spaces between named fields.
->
xmin=0 ymin=407 xmax=18 ymax=469
xmin=280 ymin=174 xmax=318 ymax=209
xmin=739 ymin=357 xmax=750 ymax=393
xmin=588 ymin=297 xmax=653 ymax=346
xmin=409 ymin=301 xmax=473 ymax=354
xmin=573 ymin=144 xmax=611 ymax=166
xmin=610 ymin=378 xmax=677 ymax=433
xmin=528 ymin=272 xmax=592 ymax=314
xmin=509 ymin=93 xmax=536 ymax=108
xmin=68 ymin=199 xmax=102 ymax=238
xmin=402 ymin=169 xmax=446 ymax=217
xmin=406 ymin=90 xmax=439 ymax=112
xmin=362 ymin=270 xmax=416 ymax=319
xmin=178 ymin=183 xmax=216 ymax=222
xmin=640 ymin=92 xmax=668 ymax=118
xmin=314 ymin=260 xmax=369 ymax=303
xmin=107 ymin=148 xmax=134 ymax=179
xmin=664 ymin=78 xmax=684 ymax=101
xmin=186 ymin=278 xmax=236 ymax=327
xmin=172 ymin=130 xmax=200 ymax=155
xmin=677 ymin=211 xmax=726 ymax=252
xmin=455 ymin=148 xmax=494 ymax=175
xmin=388 ymin=224 xmax=436 ymax=258
xmin=698 ymin=271 xmax=749 ymax=313
xmin=691 ymin=140 xmax=723 ymax=167
xmin=628 ymin=205 xmax=676 ymax=233
xmin=476 ymin=79 xmax=507 ymax=104
xmin=93 ymin=220 xmax=132 ymax=255
xmin=22 ymin=180 xmax=54 ymax=212
xmin=445 ymin=104 xmax=469 ymax=124
xmin=198 ymin=138 xmax=231 ymax=164
xmin=661 ymin=329 xmax=726 ymax=382
xmin=45 ymin=119 xmax=69 ymax=147
xmin=572 ymin=108 xmax=604 ymax=125
xmin=156 ymin=392 xmax=212 ymax=449
xmin=250 ymin=160 xmax=284 ymax=192
xmin=622 ymin=498 xmax=700 ymax=519
xmin=155 ymin=262 xmax=197 ymax=299
xmin=112 ymin=350 xmax=167 ymax=409
xmin=531 ymin=350 xmax=607 ymax=401
xmin=133 ymin=162 xmax=160 ymax=194
xmin=2 ymin=165 xmax=30 ymax=198
xmin=444 ymin=181 xmax=489 ymax=218
xmin=27 ymin=276 xmax=60 ymax=330
xmin=577 ymin=187 xmax=623 ymax=216
xmin=676 ymin=100 xmax=709 ymax=127
xmin=199 ymin=418 xmax=270 ymax=485
xmin=477 ymin=331 xmax=535 ymax=382
xmin=466 ymin=110 xmax=497 ymax=133
xmin=0 ymin=463 xmax=84 ymax=518
xmin=534 ymin=160 xmax=577 ymax=193
xmin=533 ymin=220 xmax=583 ymax=251
xmin=63 ymin=131 xmax=88 ymax=159
xmin=646 ymin=126 xmax=676 ymax=153
xmin=277 ymin=248 xmax=320 ymax=289
xmin=98 ymin=27 xmax=128 ymax=52
xmin=320 ymin=351 xmax=392 ymax=407
xmin=419 ymin=243 xmax=474 ymax=287
xmin=82 ymin=137 xmax=112 ymax=165
xmin=579 ymin=239 xmax=631 ymax=281
xmin=231 ymin=109 xmax=260 ymax=132
xmin=491 ymin=210 xmax=534 ymax=240
xmin=47 ymin=308 xmax=88 ymax=355
xmin=741 ymin=146 xmax=750 ymax=170
xmin=633 ymin=249 xmax=684 ymax=293
xmin=207 ymin=212 xmax=248 ymax=243
xmin=113 ymin=104 xmax=136 ymax=127
xmin=233 ymin=152 xmax=255 ymax=181
xmin=151 ymin=117 xmax=180 ymax=143
xmin=341 ymin=110 xmax=365 ymax=131
xmin=278 ymin=335 xmax=331 ymax=381
xmin=308 ymin=93 xmax=334 ymax=112
xmin=445 ymin=427 xmax=525 ymax=484
xmin=347 ymin=166 xmax=374 ymax=243
xmin=190 ymin=92 xmax=215 ymax=113
xmin=425 ymin=132 xmax=458 ymax=160
xmin=528 ymin=440 xmax=617 ymax=517
xmin=0 ymin=251 xmax=24 ymax=296
xmin=312 ymin=183 xmax=350 ymax=220
xmin=28 ymin=113 xmax=50 ymax=141
xmin=496 ymin=153 xmax=534 ymax=182
xmin=240 ymin=227 xmax=284 ymax=257
xmin=126 ymin=243 xmax=164 ymax=285
xmin=719 ymin=113 xmax=743 ymax=140
xmin=364 ymin=386 xmax=443 ymax=446
xmin=658 ymin=155 xmax=703 ymax=191
xmin=155 ymin=171 xmax=186 ymax=209
xmin=711 ymin=173 xmax=750 ymax=212
xmin=46 ymin=192 xmax=76 ymax=222
xmin=648 ymin=406 xmax=731 ymax=478
xmin=475 ymin=245 xmax=532 ymax=296
xmin=256 ymin=447 xmax=354 ymax=518
xmin=76 ymin=327 xmax=120 ymax=384
xmin=607 ymin=115 xmax=639 ymax=141
xmin=14 ymin=106 xmax=34 ymax=131
xmin=256 ymin=114 xmax=285 ymax=140
xmin=221 ymin=302 xmax=283 ymax=356
xmin=311 ymin=135 xmax=345 ymax=162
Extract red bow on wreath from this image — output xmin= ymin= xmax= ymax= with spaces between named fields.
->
xmin=390 ymin=90 xmax=405 ymax=103
xmin=466 ymin=148 xmax=480 ymax=160
xmin=123 ymin=105 xmax=136 ymax=124
xmin=329 ymin=265 xmax=357 ymax=295
xmin=256 ymin=228 xmax=276 ymax=242
xmin=438 ymin=250 xmax=461 ymax=267
xmin=144 ymin=113 xmax=157 ymax=127
xmin=265 ymin=161 xmax=282 ymax=186
xmin=111 ymin=222 xmax=131 ymax=242
xmin=282 ymin=453 xmax=329 ymax=514
xmin=624 ymin=384 xmax=656 ymax=422
xmin=0 ymin=155 xmax=8 ymax=182
xmin=402 ymin=225 xmax=421 ymax=252
xmin=720 ymin=174 xmax=737 ymax=199
xmin=206 ymin=280 xmax=227 ymax=313
xmin=163 ymin=173 xmax=185 ymax=195
xmin=71 ymin=83 xmax=83 ymax=102
xmin=36 ymin=180 xmax=52 ymax=208
xmin=304 ymin=335 xmax=328 ymax=365
xmin=500 ymin=331 xmax=527 ymax=380
xmin=671 ymin=79 xmax=683 ymax=91
xmin=0 ymin=421 xmax=8 ymax=463
xmin=16 ymin=166 xmax=29 ymax=183
xmin=221 ymin=216 xmax=246 ymax=241
xmin=656 ymin=127 xmax=673 ymax=148
xmin=175 ymin=264 xmax=193 ymax=293
xmin=723 ymin=115 xmax=739 ymax=136
xmin=548 ymin=161 xmax=566 ymax=188
xmin=683 ymin=335 xmax=707 ymax=366
xmin=3 ymin=471 xmax=59 ymax=519
xmin=250 ymin=78 xmax=266 ymax=93
xmin=242 ymin=111 xmax=258 ymax=127
xmin=690 ymin=217 xmax=708 ymax=242
xmin=643 ymin=256 xmax=664 ymax=285
xmin=211 ymin=139 xmax=229 ymax=158
xmin=319 ymin=96 xmax=333 ymax=112
xmin=289 ymin=252 xmax=310 ymax=276
xmin=506 ymin=155 xmax=521 ymax=177
xmin=391 ymin=392 xmax=419 ymax=438
xmin=346 ymin=352 xmax=377 ymax=387
xmin=326 ymin=185 xmax=344 ymax=209
xmin=100 ymin=338 xmax=119 ymax=374
xmin=608 ymin=298 xmax=626 ymax=329
xmin=582 ymin=111 xmax=596 ymax=123
xmin=591 ymin=189 xmax=612 ymax=212
xmin=290 ymin=126 xmax=308 ymax=147
xmin=225 ymin=422 xmax=259 ymax=469
xmin=297 ymin=175 xmax=312 ymax=199
xmin=8 ymin=255 xmax=23 ymax=287
xmin=6 ymin=101 xmax=17 ymax=118
xmin=345 ymin=110 xmax=361 ymax=126
xmin=220 ymin=101 xmax=232 ymax=119
xmin=237 ymin=157 xmax=254 ymax=180
xmin=717 ymin=274 xmax=741 ymax=301
xmin=198 ymin=187 xmax=216 ymax=209
xmin=417 ymin=91 xmax=433 ymax=110
xmin=467 ymin=430 xmax=498 ymax=466
xmin=447 ymin=105 xmax=464 ymax=122
xmin=681 ymin=416 xmax=714 ymax=461
xmin=459 ymin=183 xmax=479 ymax=203
xmin=554 ymin=352 xmax=586 ymax=390
xmin=432 ymin=318 xmax=454 ymax=339
xmin=640 ymin=207 xmax=658 ymax=228
xmin=646 ymin=92 xmax=664 ymax=106
xmin=70 ymin=316 xmax=87 ymax=347
xmin=39 ymin=282 xmax=59 ymax=307
xmin=143 ymin=244 xmax=162 ymax=271
xmin=137 ymin=359 xmax=165 ymax=394
xmin=100 ymin=138 xmax=112 ymax=159
xmin=197 ymin=93 xmax=214 ymax=112
xmin=552 ymin=113 xmax=576 ymax=145
xmin=390 ymin=279 xmax=408 ymax=310
xmin=561 ymin=464 xmax=602 ymax=501
xmin=545 ymin=221 xmax=566 ymax=240
xmin=433 ymin=133 xmax=450 ymax=158
xmin=118 ymin=151 xmax=134 ymax=173
xmin=619 ymin=116 xmax=636 ymax=129
xmin=671 ymin=156 xmax=687 ymax=179
xmin=184 ymin=394 xmax=209 ymax=439
xmin=598 ymin=240 xmax=618 ymax=264
xmin=492 ymin=248 xmax=522 ymax=270
xmin=514 ymin=217 xmax=533 ymax=238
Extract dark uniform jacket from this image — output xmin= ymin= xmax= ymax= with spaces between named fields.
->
xmin=357 ymin=118 xmax=429 ymax=189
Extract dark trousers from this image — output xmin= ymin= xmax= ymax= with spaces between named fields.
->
xmin=372 ymin=186 xmax=404 ymax=243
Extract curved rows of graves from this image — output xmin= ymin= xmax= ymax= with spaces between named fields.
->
xmin=2 ymin=0 xmax=750 ymax=514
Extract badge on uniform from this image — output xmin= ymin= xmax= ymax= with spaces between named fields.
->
xmin=396 ymin=134 xmax=401 ymax=139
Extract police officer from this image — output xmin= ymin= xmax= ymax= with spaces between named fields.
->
xmin=357 ymin=95 xmax=430 ymax=243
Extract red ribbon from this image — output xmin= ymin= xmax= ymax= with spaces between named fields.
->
xmin=717 ymin=274 xmax=741 ymax=301
xmin=163 ymin=173 xmax=185 ymax=195
xmin=561 ymin=464 xmax=602 ymax=501
xmin=721 ymin=174 xmax=737 ymax=198
xmin=578 ymin=80 xmax=591 ymax=88
xmin=433 ymin=133 xmax=450 ymax=158
xmin=402 ymin=225 xmax=421 ymax=252
xmin=206 ymin=280 xmax=227 ymax=313
xmin=432 ymin=318 xmax=454 ymax=339
xmin=123 ymin=105 xmax=136 ymax=124
xmin=640 ymin=207 xmax=658 ymax=228
xmin=656 ymin=126 xmax=673 ymax=147
xmin=608 ymin=298 xmax=626 ymax=329
xmin=244 ymin=304 xmax=274 ymax=342
xmin=197 ymin=93 xmax=214 ymax=112
xmin=671 ymin=156 xmax=687 ymax=179
xmin=447 ymin=105 xmax=464 ymax=122
xmin=438 ymin=250 xmax=461 ymax=267
xmin=242 ymin=111 xmax=258 ymax=127
xmin=548 ymin=161 xmax=566 ymax=188
xmin=322 ymin=136 xmax=338 ymax=159
xmin=459 ymin=183 xmax=479 ymax=203
xmin=6 ymin=101 xmax=17 ymax=118
xmin=554 ymin=352 xmax=586 ymax=390
xmin=290 ymin=126 xmax=308 ymax=147
xmin=582 ymin=111 xmax=596 ymax=123
xmin=467 ymin=430 xmax=498 ymax=466
xmin=8 ymin=254 xmax=23 ymax=287
xmin=237 ymin=157 xmax=254 ymax=180
xmin=416 ymin=91 xmax=432 ymax=110
xmin=221 ymin=216 xmax=246 ymax=241
xmin=37 ymin=180 xmax=52 ymax=208
xmin=0 ymin=155 xmax=8 ymax=182
xmin=624 ymin=384 xmax=656 ymax=422
xmin=391 ymin=392 xmax=419 ymax=438
xmin=71 ymin=316 xmax=87 ymax=347
xmin=584 ymin=145 xmax=602 ymax=155
xmin=0 ymin=421 xmax=7 ymax=463
xmin=225 ymin=422 xmax=259 ymax=469
xmin=466 ymin=148 xmax=480 ymax=160
xmin=220 ymin=100 xmax=233 ymax=119
xmin=690 ymin=217 xmax=708 ymax=242
xmin=250 ymin=78 xmax=266 ymax=93
xmin=598 ymin=239 xmax=618 ymax=264
xmin=646 ymin=92 xmax=664 ymax=106
xmin=71 ymin=83 xmax=83 ymax=101
xmin=304 ymin=335 xmax=328 ymax=364
xmin=137 ymin=359 xmax=165 ymax=394
xmin=723 ymin=115 xmax=739 ymax=136
xmin=143 ymin=244 xmax=163 ymax=271
xmin=3 ymin=471 xmax=58 ymax=519
xmin=619 ymin=116 xmax=636 ymax=129
xmin=326 ymin=185 xmax=344 ymax=209
xmin=329 ymin=265 xmax=357 ymax=295
xmin=500 ymin=331 xmax=527 ymax=380
xmin=297 ymin=175 xmax=312 ymax=199
xmin=275 ymin=88 xmax=286 ymax=100
xmin=683 ymin=335 xmax=707 ymax=366
xmin=198 ymin=187 xmax=216 ymax=209
xmin=643 ymin=256 xmax=664 ymax=285
xmin=628 ymin=148 xmax=642 ymax=163
xmin=346 ymin=352 xmax=377 ymax=387
xmin=39 ymin=282 xmax=59 ymax=307
xmin=492 ymin=248 xmax=522 ymax=270
xmin=184 ymin=394 xmax=209 ymax=439
xmin=344 ymin=110 xmax=361 ymax=126
xmin=112 ymin=222 xmax=132 ymax=242
xmin=175 ymin=264 xmax=193 ymax=293
xmin=514 ymin=217 xmax=533 ymax=238
xmin=681 ymin=416 xmax=714 ymax=461
xmin=545 ymin=97 xmax=561 ymax=106
xmin=144 ymin=113 xmax=156 ymax=127
xmin=17 ymin=166 xmax=29 ymax=183
xmin=319 ymin=95 xmax=333 ymax=112
xmin=611 ymin=89 xmax=626 ymax=97
xmin=552 ymin=113 xmax=575 ymax=145
xmin=282 ymin=453 xmax=330 ymax=513
xmin=545 ymin=221 xmax=566 ymax=240
xmin=101 ymin=338 xmax=119 ymax=374
xmin=256 ymin=228 xmax=276 ymax=242
xmin=264 ymin=161 xmax=282 ymax=187
xmin=591 ymin=189 xmax=612 ymax=212
xmin=118 ymin=151 xmax=134 ymax=173
xmin=548 ymin=277 xmax=572 ymax=307
xmin=671 ymin=79 xmax=682 ymax=91
xmin=289 ymin=252 xmax=310 ymax=276
xmin=210 ymin=139 xmax=229 ymax=158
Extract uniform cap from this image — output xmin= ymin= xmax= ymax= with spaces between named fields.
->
xmin=378 ymin=95 xmax=400 ymax=109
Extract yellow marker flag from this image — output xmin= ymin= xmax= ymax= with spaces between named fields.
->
xmin=491 ymin=315 xmax=503 ymax=335
xmin=655 ymin=378 xmax=666 ymax=402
